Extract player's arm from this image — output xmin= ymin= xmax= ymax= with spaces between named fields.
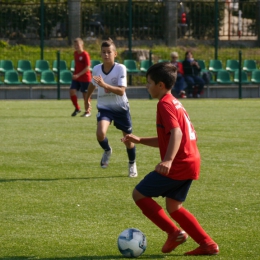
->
xmin=93 ymin=75 xmax=125 ymax=96
xmin=122 ymin=134 xmax=159 ymax=147
xmin=155 ymin=127 xmax=182 ymax=175
xmin=73 ymin=65 xmax=91 ymax=80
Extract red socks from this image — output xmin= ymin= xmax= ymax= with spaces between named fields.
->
xmin=135 ymin=198 xmax=179 ymax=234
xmin=70 ymin=95 xmax=80 ymax=110
xmin=170 ymin=207 xmax=213 ymax=245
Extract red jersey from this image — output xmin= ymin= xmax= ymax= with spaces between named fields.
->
xmin=156 ymin=93 xmax=200 ymax=180
xmin=74 ymin=50 xmax=91 ymax=82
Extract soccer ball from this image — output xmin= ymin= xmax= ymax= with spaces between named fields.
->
xmin=117 ymin=228 xmax=147 ymax=258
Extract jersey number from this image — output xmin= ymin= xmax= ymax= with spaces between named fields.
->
xmin=184 ymin=114 xmax=196 ymax=140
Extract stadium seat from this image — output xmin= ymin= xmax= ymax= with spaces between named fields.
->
xmin=40 ymin=70 xmax=56 ymax=85
xmin=242 ymin=59 xmax=257 ymax=73
xmin=4 ymin=70 xmax=21 ymax=85
xmin=52 ymin=60 xmax=68 ymax=73
xmin=225 ymin=59 xmax=239 ymax=74
xmin=22 ymin=70 xmax=40 ymax=85
xmin=90 ymin=60 xmax=101 ymax=71
xmin=123 ymin=60 xmax=140 ymax=74
xmin=0 ymin=60 xmax=14 ymax=74
xmin=70 ymin=60 xmax=75 ymax=72
xmin=35 ymin=60 xmax=50 ymax=74
xmin=197 ymin=60 xmax=208 ymax=72
xmin=158 ymin=59 xmax=170 ymax=63
xmin=140 ymin=60 xmax=153 ymax=73
xmin=234 ymin=70 xmax=250 ymax=84
xmin=216 ymin=70 xmax=233 ymax=84
xmin=251 ymin=69 xmax=260 ymax=84
xmin=17 ymin=60 xmax=32 ymax=74
xmin=59 ymin=70 xmax=72 ymax=85
xmin=209 ymin=59 xmax=223 ymax=74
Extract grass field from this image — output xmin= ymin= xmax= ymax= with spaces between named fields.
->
xmin=1 ymin=99 xmax=260 ymax=260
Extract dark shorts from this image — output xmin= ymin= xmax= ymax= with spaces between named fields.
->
xmin=135 ymin=171 xmax=193 ymax=202
xmin=70 ymin=80 xmax=90 ymax=93
xmin=97 ymin=108 xmax=133 ymax=134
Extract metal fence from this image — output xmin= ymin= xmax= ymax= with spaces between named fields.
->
xmin=0 ymin=0 xmax=259 ymax=43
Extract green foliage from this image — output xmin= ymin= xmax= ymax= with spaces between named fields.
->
xmin=1 ymin=99 xmax=260 ymax=259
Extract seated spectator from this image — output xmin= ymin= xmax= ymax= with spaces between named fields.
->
xmin=170 ymin=51 xmax=186 ymax=98
xmin=182 ymin=51 xmax=205 ymax=98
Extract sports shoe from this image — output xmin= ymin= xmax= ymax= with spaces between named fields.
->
xmin=128 ymin=162 xmax=138 ymax=178
xmin=179 ymin=91 xmax=187 ymax=99
xmin=196 ymin=94 xmax=201 ymax=98
xmin=71 ymin=109 xmax=81 ymax=117
xmin=81 ymin=112 xmax=91 ymax=117
xmin=162 ymin=230 xmax=188 ymax=253
xmin=100 ymin=148 xmax=112 ymax=168
xmin=184 ymin=242 xmax=219 ymax=255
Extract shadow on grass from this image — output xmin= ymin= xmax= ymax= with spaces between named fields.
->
xmin=0 ymin=176 xmax=127 ymax=183
xmin=0 ymin=254 xmax=175 ymax=260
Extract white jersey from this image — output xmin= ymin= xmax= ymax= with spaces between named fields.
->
xmin=92 ymin=63 xmax=129 ymax=112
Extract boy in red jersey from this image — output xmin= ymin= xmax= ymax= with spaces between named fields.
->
xmin=121 ymin=62 xmax=219 ymax=255
xmin=70 ymin=38 xmax=92 ymax=117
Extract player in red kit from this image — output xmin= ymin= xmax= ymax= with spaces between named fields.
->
xmin=122 ymin=62 xmax=219 ymax=256
xmin=70 ymin=38 xmax=92 ymax=117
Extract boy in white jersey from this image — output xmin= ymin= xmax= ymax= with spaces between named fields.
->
xmin=85 ymin=38 xmax=137 ymax=177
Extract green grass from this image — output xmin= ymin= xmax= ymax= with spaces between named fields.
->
xmin=0 ymin=99 xmax=260 ymax=260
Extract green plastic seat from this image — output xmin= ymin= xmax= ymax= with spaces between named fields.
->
xmin=158 ymin=59 xmax=170 ymax=63
xmin=226 ymin=59 xmax=239 ymax=74
xmin=90 ymin=60 xmax=101 ymax=71
xmin=70 ymin=60 xmax=75 ymax=72
xmin=40 ymin=70 xmax=56 ymax=85
xmin=140 ymin=60 xmax=153 ymax=73
xmin=251 ymin=69 xmax=260 ymax=84
xmin=35 ymin=60 xmax=50 ymax=74
xmin=123 ymin=60 xmax=140 ymax=73
xmin=22 ymin=70 xmax=40 ymax=85
xmin=0 ymin=60 xmax=14 ymax=74
xmin=216 ymin=70 xmax=233 ymax=84
xmin=60 ymin=70 xmax=72 ymax=85
xmin=17 ymin=60 xmax=32 ymax=74
xmin=209 ymin=60 xmax=223 ymax=74
xmin=242 ymin=60 xmax=257 ymax=73
xmin=197 ymin=60 xmax=209 ymax=73
xmin=4 ymin=70 xmax=21 ymax=85
xmin=52 ymin=60 xmax=67 ymax=73
xmin=234 ymin=70 xmax=250 ymax=84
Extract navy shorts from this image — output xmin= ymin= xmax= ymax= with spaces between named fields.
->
xmin=135 ymin=171 xmax=193 ymax=202
xmin=97 ymin=108 xmax=133 ymax=134
xmin=70 ymin=80 xmax=90 ymax=93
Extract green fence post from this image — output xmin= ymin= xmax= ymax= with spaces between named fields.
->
xmin=149 ymin=50 xmax=152 ymax=99
xmin=40 ymin=0 xmax=44 ymax=60
xmin=214 ymin=0 xmax=219 ymax=60
xmin=57 ymin=51 xmax=61 ymax=100
xmin=128 ymin=0 xmax=133 ymax=85
xmin=238 ymin=50 xmax=242 ymax=99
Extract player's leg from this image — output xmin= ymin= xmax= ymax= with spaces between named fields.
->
xmin=70 ymin=81 xmax=81 ymax=116
xmin=122 ymin=131 xmax=137 ymax=177
xmin=184 ymin=75 xmax=195 ymax=98
xmin=80 ymin=82 xmax=91 ymax=117
xmin=193 ymin=76 xmax=205 ymax=97
xmin=97 ymin=114 xmax=112 ymax=168
xmin=133 ymin=172 xmax=188 ymax=253
xmin=167 ymin=190 xmax=219 ymax=255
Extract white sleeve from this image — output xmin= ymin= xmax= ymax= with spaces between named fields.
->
xmin=117 ymin=64 xmax=127 ymax=88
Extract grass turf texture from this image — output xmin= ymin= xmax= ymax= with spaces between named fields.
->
xmin=0 ymin=99 xmax=259 ymax=260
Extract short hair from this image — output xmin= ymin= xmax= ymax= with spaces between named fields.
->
xmin=184 ymin=51 xmax=192 ymax=59
xmin=146 ymin=62 xmax=177 ymax=90
xmin=101 ymin=38 xmax=116 ymax=51
xmin=171 ymin=51 xmax=179 ymax=58
xmin=74 ymin=37 xmax=83 ymax=45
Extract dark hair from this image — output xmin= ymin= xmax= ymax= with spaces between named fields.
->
xmin=146 ymin=62 xmax=177 ymax=90
xmin=101 ymin=38 xmax=116 ymax=51
xmin=184 ymin=51 xmax=192 ymax=59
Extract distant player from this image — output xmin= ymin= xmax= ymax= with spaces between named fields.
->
xmin=85 ymin=38 xmax=138 ymax=177
xmin=122 ymin=62 xmax=219 ymax=255
xmin=70 ymin=37 xmax=92 ymax=117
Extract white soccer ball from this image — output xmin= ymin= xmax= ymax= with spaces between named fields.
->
xmin=117 ymin=228 xmax=147 ymax=258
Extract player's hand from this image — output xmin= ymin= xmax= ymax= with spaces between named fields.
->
xmin=72 ymin=74 xmax=79 ymax=80
xmin=93 ymin=75 xmax=105 ymax=88
xmin=155 ymin=160 xmax=172 ymax=175
xmin=121 ymin=134 xmax=140 ymax=144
